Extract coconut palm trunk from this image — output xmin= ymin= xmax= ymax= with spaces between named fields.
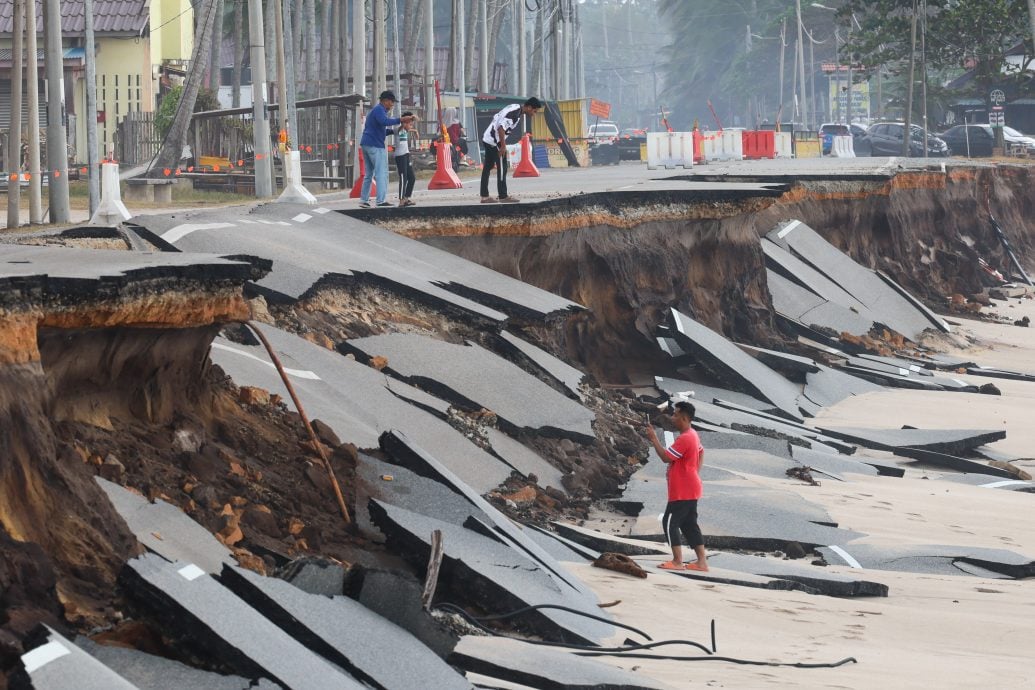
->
xmin=148 ymin=0 xmax=220 ymax=176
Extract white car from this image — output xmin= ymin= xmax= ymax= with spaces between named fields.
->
xmin=587 ymin=121 xmax=619 ymax=144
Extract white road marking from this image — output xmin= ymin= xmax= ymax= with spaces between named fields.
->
xmin=160 ymin=222 xmax=235 ymax=243
xmin=980 ymin=480 xmax=1031 ymax=489
xmin=292 ymin=213 xmax=312 ymax=223
xmin=776 ymin=220 xmax=801 ymax=238
xmin=211 ymin=342 xmax=321 ymax=380
xmin=828 ymin=545 xmax=862 ymax=569
xmin=178 ymin=564 xmax=206 ymax=581
xmin=21 ymin=641 xmax=71 ymax=673
xmin=313 ymin=207 xmax=331 ymax=214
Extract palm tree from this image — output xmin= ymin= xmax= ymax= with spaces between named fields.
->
xmin=149 ymin=0 xmax=220 ymax=176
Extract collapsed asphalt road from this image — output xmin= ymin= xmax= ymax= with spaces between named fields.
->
xmin=2 ymin=164 xmax=1034 ymax=688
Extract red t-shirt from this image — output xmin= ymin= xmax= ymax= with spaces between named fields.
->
xmin=663 ymin=428 xmax=703 ymax=501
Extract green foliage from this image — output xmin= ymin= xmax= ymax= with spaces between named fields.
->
xmin=154 ymin=86 xmax=223 ymax=138
xmin=155 ymin=85 xmax=183 ymax=139
xmin=843 ymin=0 xmax=1033 ymax=96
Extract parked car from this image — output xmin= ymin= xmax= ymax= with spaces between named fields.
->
xmin=1003 ymin=126 xmax=1035 ymax=155
xmin=586 ymin=121 xmax=620 ymax=144
xmin=616 ymin=128 xmax=647 ymax=160
xmin=939 ymin=124 xmax=996 ymax=157
xmin=860 ymin=122 xmax=950 ymax=157
xmin=938 ymin=124 xmax=1035 ymax=157
xmin=820 ymin=123 xmax=870 ymax=155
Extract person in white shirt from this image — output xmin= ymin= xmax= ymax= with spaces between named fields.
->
xmin=480 ymin=97 xmax=542 ymax=203
xmin=394 ymin=113 xmax=417 ymax=206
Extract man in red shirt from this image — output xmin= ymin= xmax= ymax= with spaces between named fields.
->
xmin=646 ymin=401 xmax=709 ymax=571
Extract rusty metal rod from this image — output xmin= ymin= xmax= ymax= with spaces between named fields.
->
xmin=245 ymin=321 xmax=352 ymax=525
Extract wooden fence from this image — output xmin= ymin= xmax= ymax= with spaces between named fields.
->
xmin=115 ymin=112 xmax=161 ymax=166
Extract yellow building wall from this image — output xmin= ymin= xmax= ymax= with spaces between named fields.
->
xmin=151 ymin=0 xmax=194 ymax=62
xmin=75 ymin=38 xmax=152 ymax=161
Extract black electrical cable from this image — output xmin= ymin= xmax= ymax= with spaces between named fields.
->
xmin=434 ymin=603 xmax=711 ymax=655
xmin=440 ymin=602 xmax=653 ymax=641
xmin=573 ymin=651 xmax=859 ymax=669
xmin=437 ymin=602 xmax=856 ymax=670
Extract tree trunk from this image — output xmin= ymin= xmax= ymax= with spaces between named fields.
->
xmin=486 ymin=0 xmax=505 ymax=90
xmin=321 ymin=0 xmax=333 ymax=94
xmin=209 ymin=0 xmax=224 ymax=91
xmin=530 ymin=5 xmax=542 ymax=95
xmin=338 ymin=0 xmax=348 ymax=92
xmin=149 ymin=0 xmax=220 ymax=176
xmin=404 ymin=0 xmax=424 ymax=76
xmin=305 ymin=0 xmax=318 ymax=97
xmin=292 ymin=0 xmax=304 ymax=92
xmin=232 ymin=0 xmax=245 ymax=107
xmin=447 ymin=0 xmax=457 ymax=89
xmin=265 ymin=0 xmax=276 ymax=84
xmin=464 ymin=0 xmax=477 ymax=88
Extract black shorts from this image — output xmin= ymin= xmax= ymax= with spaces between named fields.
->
xmin=663 ymin=499 xmax=703 ymax=549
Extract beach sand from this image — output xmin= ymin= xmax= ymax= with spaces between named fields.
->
xmin=575 ymin=298 xmax=1035 ymax=688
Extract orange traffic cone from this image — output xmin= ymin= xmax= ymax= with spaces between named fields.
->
xmin=349 ymin=150 xmax=375 ymax=198
xmin=428 ymin=140 xmax=463 ymax=189
xmin=513 ymin=134 xmax=539 ymax=178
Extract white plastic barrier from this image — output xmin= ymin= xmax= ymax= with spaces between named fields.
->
xmin=720 ymin=129 xmax=745 ymax=160
xmin=831 ymin=135 xmax=856 ymax=158
xmin=90 ymin=162 xmax=132 ymax=225
xmin=702 ymin=130 xmax=745 ymax=161
xmin=700 ymin=133 xmax=720 ymax=161
xmin=646 ymin=132 xmax=693 ymax=169
xmin=774 ymin=132 xmax=794 ymax=158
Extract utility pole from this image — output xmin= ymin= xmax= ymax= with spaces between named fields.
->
xmin=458 ymin=0 xmax=467 ymax=136
xmin=353 ymin=0 xmax=366 ymax=97
xmin=902 ymin=0 xmax=917 ymax=157
xmin=6 ymin=0 xmax=23 ymax=230
xmin=1029 ymin=0 xmax=1035 ymax=62
xmin=795 ymin=0 xmax=808 ymax=128
xmin=517 ymin=0 xmax=527 ymax=95
xmin=920 ymin=0 xmax=928 ymax=157
xmin=510 ymin=0 xmax=518 ymax=93
xmin=778 ymin=19 xmax=785 ymax=124
xmin=374 ymin=0 xmax=387 ymax=97
xmin=274 ymin=0 xmax=288 ymax=189
xmin=283 ymin=0 xmax=299 ymax=142
xmin=249 ymin=0 xmax=273 ymax=197
xmin=337 ymin=0 xmax=348 ymax=93
xmin=392 ymin=0 xmax=403 ymax=107
xmin=84 ymin=0 xmax=99 ymax=215
xmin=479 ymin=0 xmax=489 ymax=92
xmin=25 ymin=0 xmax=42 ymax=223
xmin=43 ymin=0 xmax=69 ymax=223
xmin=560 ymin=1 xmax=570 ymax=99
xmin=574 ymin=1 xmax=584 ymax=98
xmin=846 ymin=21 xmax=853 ymax=126
xmin=425 ymin=0 xmax=435 ymax=128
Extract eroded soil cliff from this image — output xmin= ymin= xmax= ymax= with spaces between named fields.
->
xmin=413 ymin=165 xmax=1035 ymax=383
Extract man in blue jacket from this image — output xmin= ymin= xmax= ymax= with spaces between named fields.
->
xmin=360 ymin=91 xmax=417 ymax=208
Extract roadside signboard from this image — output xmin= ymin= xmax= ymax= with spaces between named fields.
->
xmin=990 ymin=89 xmax=1006 ymax=106
xmin=589 ymin=99 xmax=612 ymax=119
xmin=989 ymin=111 xmax=1005 ymax=126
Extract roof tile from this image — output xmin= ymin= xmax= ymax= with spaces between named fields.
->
xmin=0 ymin=0 xmax=150 ymax=37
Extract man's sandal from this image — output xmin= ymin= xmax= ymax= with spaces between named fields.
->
xmin=685 ymin=563 xmax=709 ymax=572
xmin=657 ymin=561 xmax=684 ymax=571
